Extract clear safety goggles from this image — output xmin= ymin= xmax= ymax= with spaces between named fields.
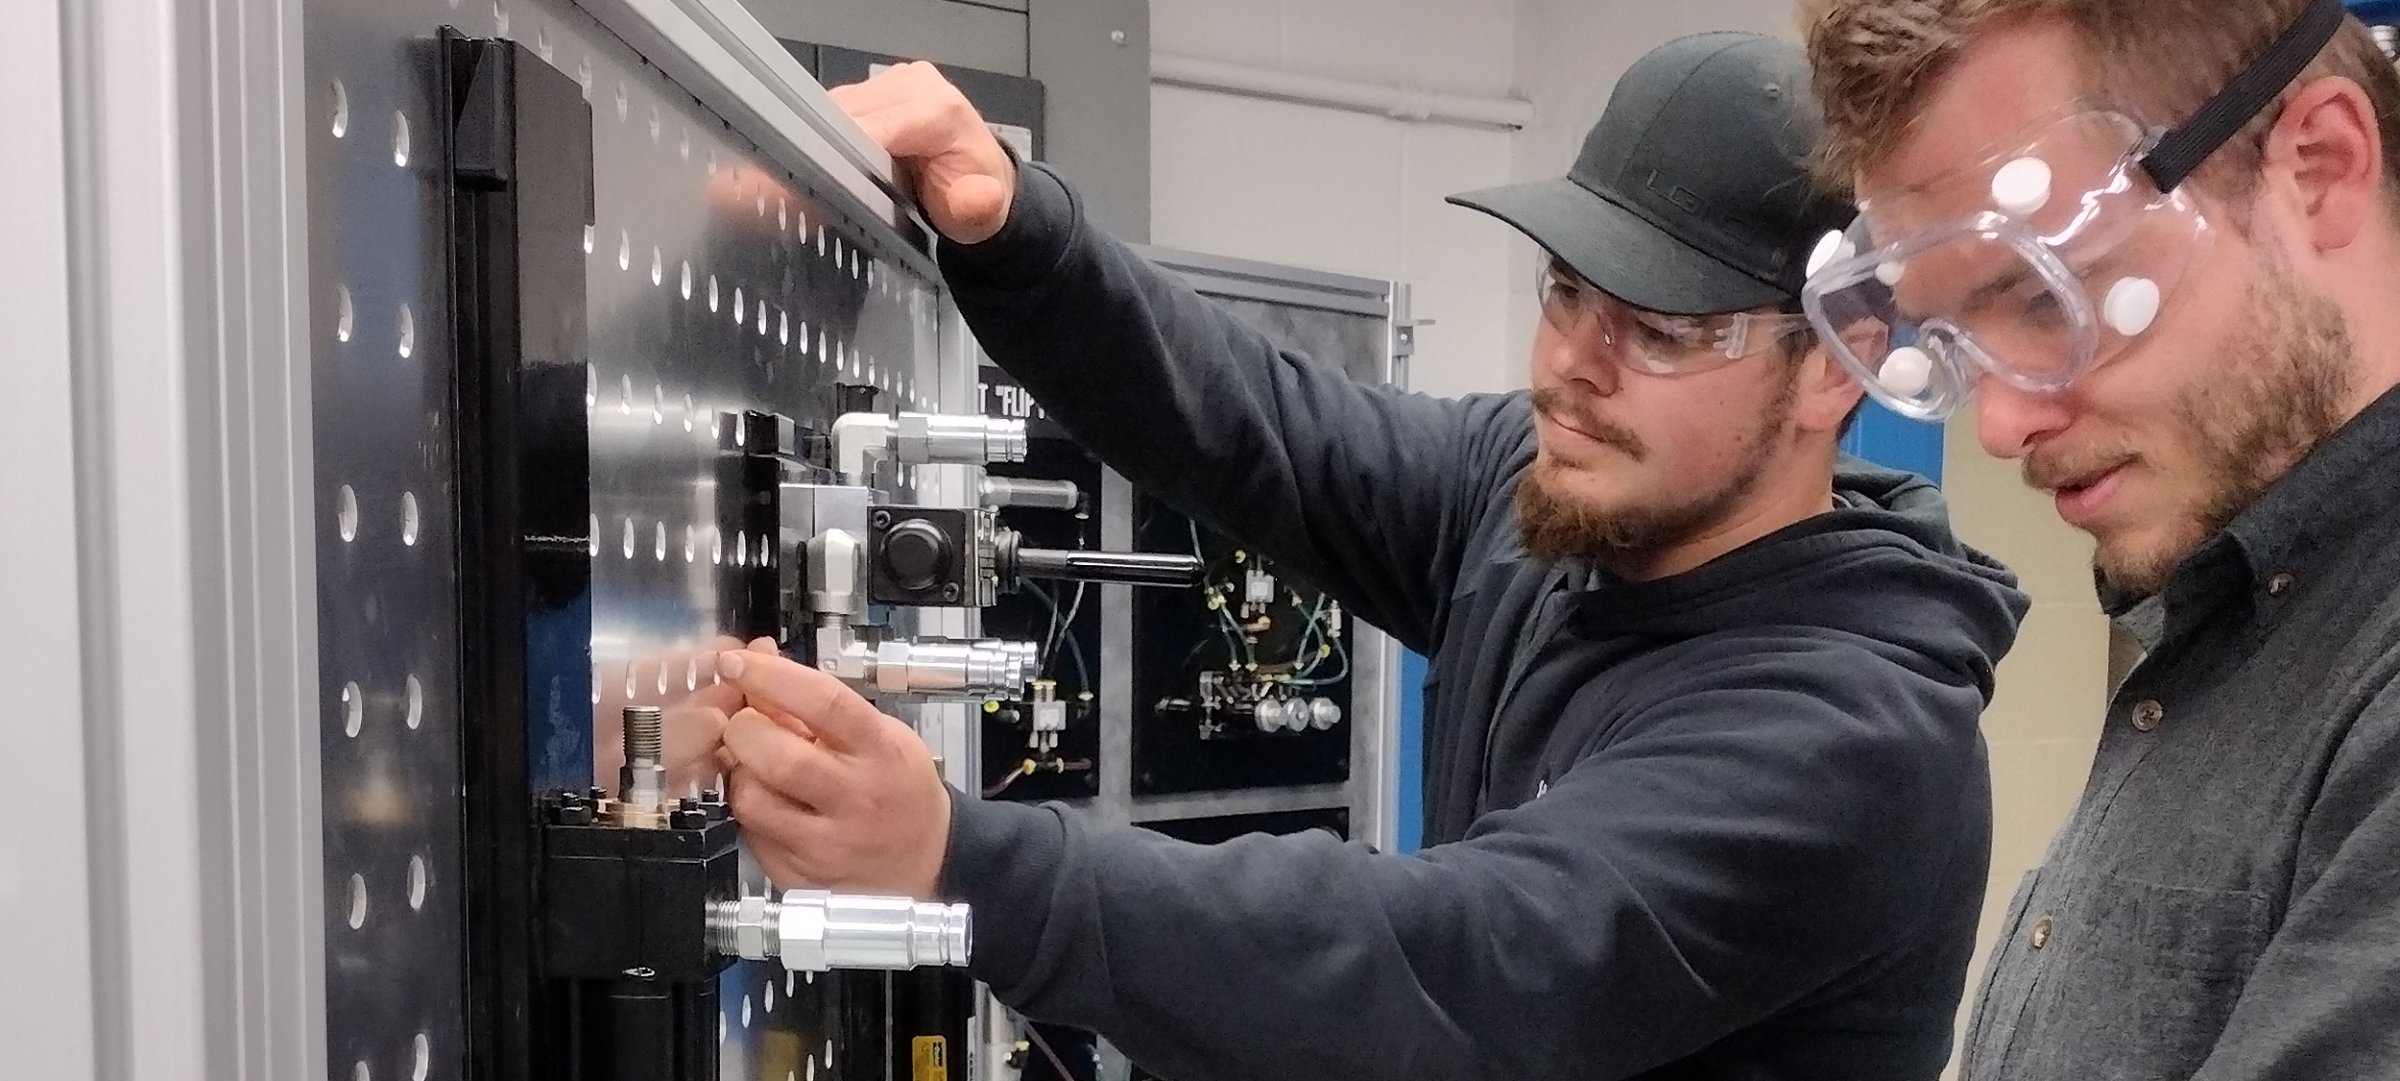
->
xmin=1799 ymin=0 xmax=2346 ymax=420
xmin=1540 ymin=264 xmax=1813 ymax=377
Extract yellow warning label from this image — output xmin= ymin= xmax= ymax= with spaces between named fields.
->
xmin=911 ymin=1036 xmax=949 ymax=1081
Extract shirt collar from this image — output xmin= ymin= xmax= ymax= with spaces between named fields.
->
xmin=2223 ymin=381 xmax=2400 ymax=581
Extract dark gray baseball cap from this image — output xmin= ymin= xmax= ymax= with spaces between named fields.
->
xmin=1448 ymin=31 xmax=1855 ymax=317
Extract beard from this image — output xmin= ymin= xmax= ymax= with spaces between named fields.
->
xmin=2048 ymin=256 xmax=2352 ymax=596
xmin=1514 ymin=372 xmax=1798 ymax=569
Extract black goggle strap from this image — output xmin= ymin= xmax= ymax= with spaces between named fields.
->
xmin=2139 ymin=0 xmax=2347 ymax=191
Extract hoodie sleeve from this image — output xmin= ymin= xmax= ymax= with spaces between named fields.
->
xmin=939 ymin=640 xmax=1983 ymax=1081
xmin=936 ymin=160 xmax=1529 ymax=653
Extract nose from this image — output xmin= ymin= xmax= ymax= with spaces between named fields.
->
xmin=1970 ymin=376 xmax=2074 ymax=459
xmin=1534 ymin=318 xmax=1621 ymax=396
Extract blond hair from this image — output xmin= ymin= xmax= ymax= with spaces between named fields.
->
xmin=1799 ymin=0 xmax=2400 ymax=216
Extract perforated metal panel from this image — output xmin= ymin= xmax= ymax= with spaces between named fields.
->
xmin=307 ymin=1 xmax=950 ymax=1078
xmin=308 ymin=4 xmax=470 ymax=1078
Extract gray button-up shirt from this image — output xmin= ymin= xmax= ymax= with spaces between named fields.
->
xmin=1962 ymin=385 xmax=2400 ymax=1080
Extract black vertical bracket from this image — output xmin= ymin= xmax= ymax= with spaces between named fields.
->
xmin=441 ymin=28 xmax=596 ymax=1081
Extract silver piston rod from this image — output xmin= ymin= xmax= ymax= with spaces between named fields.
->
xmin=978 ymin=476 xmax=1082 ymax=511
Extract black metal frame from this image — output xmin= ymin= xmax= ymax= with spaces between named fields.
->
xmin=442 ymin=30 xmax=597 ymax=1081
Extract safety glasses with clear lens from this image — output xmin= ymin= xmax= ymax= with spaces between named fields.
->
xmin=1800 ymin=0 xmax=2346 ymax=420
xmin=1540 ymin=266 xmax=1813 ymax=377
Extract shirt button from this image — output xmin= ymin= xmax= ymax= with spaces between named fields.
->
xmin=2131 ymin=699 xmax=2165 ymax=732
xmin=2030 ymin=914 xmax=2054 ymax=949
xmin=2267 ymin=572 xmax=2295 ymax=597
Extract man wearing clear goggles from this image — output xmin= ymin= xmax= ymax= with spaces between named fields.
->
xmin=1807 ymin=0 xmax=2400 ymax=1078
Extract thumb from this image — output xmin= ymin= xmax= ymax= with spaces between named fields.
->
xmin=935 ymin=172 xmax=1012 ymax=245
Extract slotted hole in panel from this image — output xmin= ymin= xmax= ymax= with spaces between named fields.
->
xmin=407 ymin=855 xmax=428 ymax=911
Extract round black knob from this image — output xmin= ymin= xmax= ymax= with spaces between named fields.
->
xmin=882 ymin=520 xmax=954 ymax=593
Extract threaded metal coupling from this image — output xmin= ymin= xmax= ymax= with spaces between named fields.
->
xmin=624 ymin=705 xmax=664 ymax=762
xmin=619 ymin=704 xmax=666 ymax=814
xmin=897 ymin=414 xmax=1028 ymax=466
xmin=705 ymin=890 xmax=971 ymax=972
xmin=871 ymin=639 xmax=1035 ymax=698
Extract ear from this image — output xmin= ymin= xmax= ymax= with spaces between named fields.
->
xmin=1792 ymin=341 xmax=1867 ymax=437
xmin=2262 ymin=75 xmax=2382 ymax=253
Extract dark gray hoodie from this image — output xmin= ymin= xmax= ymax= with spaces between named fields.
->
xmin=932 ymin=162 xmax=2031 ymax=1081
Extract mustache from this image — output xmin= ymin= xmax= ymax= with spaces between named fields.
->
xmin=1530 ymin=387 xmax=1647 ymax=459
xmin=2021 ymin=444 xmax=2137 ymax=491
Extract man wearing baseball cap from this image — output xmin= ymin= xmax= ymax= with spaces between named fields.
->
xmin=710 ymin=32 xmax=2029 ymax=1081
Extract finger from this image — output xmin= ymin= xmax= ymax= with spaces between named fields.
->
xmin=727 ymin=772 xmax=835 ymax=884
xmin=750 ymin=835 xmax=834 ymax=892
xmin=843 ymin=92 xmax=988 ymax=162
xmin=728 ymin=694 xmax=816 ymax=743
xmin=727 ymin=766 xmax=816 ymax=823
xmin=825 ymin=62 xmax=931 ymax=115
xmin=717 ymin=650 xmax=896 ymax=751
xmin=683 ymin=676 xmax=746 ymax=716
xmin=675 ymin=638 xmax=778 ymax=714
xmin=723 ymin=708 xmax=847 ymax=805
xmin=665 ymin=706 xmax=731 ymax=779
xmin=934 ymin=172 xmax=1011 ymax=237
xmin=732 ymin=702 xmax=814 ymax=742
